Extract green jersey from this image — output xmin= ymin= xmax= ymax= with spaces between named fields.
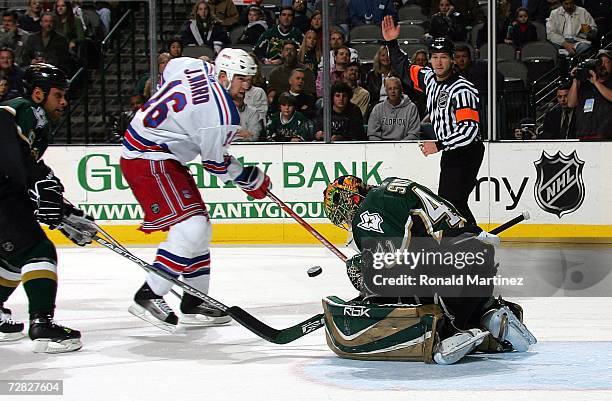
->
xmin=0 ymin=97 xmax=50 ymax=161
xmin=254 ymin=26 xmax=304 ymax=61
xmin=266 ymin=111 xmax=312 ymax=141
xmin=351 ymin=177 xmax=465 ymax=252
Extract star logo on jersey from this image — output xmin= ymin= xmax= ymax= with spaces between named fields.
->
xmin=533 ymin=151 xmax=585 ymax=218
xmin=357 ymin=211 xmax=384 ymax=233
xmin=32 ymin=106 xmax=48 ymax=129
xmin=437 ymin=90 xmax=449 ymax=109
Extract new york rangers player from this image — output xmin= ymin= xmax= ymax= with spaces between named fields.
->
xmin=120 ymin=49 xmax=270 ymax=331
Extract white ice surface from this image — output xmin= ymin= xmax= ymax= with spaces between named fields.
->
xmin=1 ymin=246 xmax=611 ymax=401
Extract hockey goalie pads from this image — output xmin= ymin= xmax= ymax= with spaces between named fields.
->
xmin=322 ymin=296 xmax=443 ymax=363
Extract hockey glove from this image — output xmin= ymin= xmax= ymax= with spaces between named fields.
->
xmin=29 ymin=176 xmax=64 ymax=228
xmin=60 ymin=205 xmax=97 ymax=246
xmin=476 ymin=231 xmax=500 ymax=247
xmin=346 ymin=253 xmax=366 ymax=292
xmin=234 ymin=165 xmax=271 ymax=200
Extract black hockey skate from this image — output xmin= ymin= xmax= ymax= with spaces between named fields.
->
xmin=0 ymin=304 xmax=25 ymax=342
xmin=129 ymin=282 xmax=179 ymax=332
xmin=29 ymin=312 xmax=82 ymax=353
xmin=179 ymin=292 xmax=231 ymax=326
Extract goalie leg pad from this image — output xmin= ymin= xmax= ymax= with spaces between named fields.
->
xmin=480 ymin=306 xmax=537 ymax=352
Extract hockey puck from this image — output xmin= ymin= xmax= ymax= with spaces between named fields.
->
xmin=307 ymin=266 xmax=323 ymax=277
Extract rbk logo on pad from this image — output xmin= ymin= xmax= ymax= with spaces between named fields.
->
xmin=533 ymin=151 xmax=585 ymax=218
xmin=357 ymin=211 xmax=384 ymax=233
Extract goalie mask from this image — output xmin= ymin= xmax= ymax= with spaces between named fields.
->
xmin=323 ymin=175 xmax=368 ymax=229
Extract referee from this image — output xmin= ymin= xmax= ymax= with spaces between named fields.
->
xmin=382 ymin=16 xmax=484 ymax=225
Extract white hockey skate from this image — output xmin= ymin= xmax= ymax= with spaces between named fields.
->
xmin=0 ymin=306 xmax=25 ymax=342
xmin=433 ymin=329 xmax=489 ymax=365
xmin=480 ymin=306 xmax=537 ymax=352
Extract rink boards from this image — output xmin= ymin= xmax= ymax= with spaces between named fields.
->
xmin=43 ymin=141 xmax=612 ymax=244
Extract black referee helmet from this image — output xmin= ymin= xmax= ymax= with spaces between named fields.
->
xmin=23 ymin=63 xmax=69 ymax=97
xmin=429 ymin=37 xmax=455 ymax=57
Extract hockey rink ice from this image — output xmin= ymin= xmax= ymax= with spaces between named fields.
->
xmin=1 ymin=245 xmax=611 ymax=401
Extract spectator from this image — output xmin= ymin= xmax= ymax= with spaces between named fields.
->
xmin=0 ymin=48 xmax=25 ymax=100
xmin=454 ymin=44 xmax=475 ymax=81
xmin=512 ymin=118 xmax=537 ymax=139
xmin=367 ymin=76 xmax=420 ymax=140
xmin=309 ymin=10 xmax=323 ymax=44
xmin=510 ymin=0 xmax=550 ymax=22
xmin=180 ymin=0 xmax=230 ymax=54
xmin=0 ymin=11 xmax=30 ymax=63
xmin=581 ymin=0 xmax=611 ymax=38
xmin=567 ymin=50 xmax=612 ymax=140
xmin=365 ymin=45 xmax=408 ymax=111
xmin=546 ymin=0 xmax=597 ymax=56
xmin=19 ymin=0 xmax=43 ymax=33
xmin=298 ymin=29 xmax=321 ymax=75
xmin=412 ymin=49 xmax=428 ymax=67
xmin=316 ymin=45 xmax=351 ymax=97
xmin=267 ymin=41 xmax=316 ymax=103
xmin=167 ymin=37 xmax=183 ymax=58
xmin=236 ymin=6 xmax=267 ymax=46
xmin=20 ymin=12 xmax=71 ymax=69
xmin=254 ymin=6 xmax=304 ymax=65
xmin=428 ymin=0 xmax=467 ymax=42
xmin=427 ymin=0 xmax=485 ymax=25
xmin=94 ymin=1 xmax=111 ymax=36
xmin=239 ymin=0 xmax=275 ymax=27
xmin=248 ymin=51 xmax=267 ymax=89
xmin=314 ymin=0 xmax=349 ymax=35
xmin=315 ymin=82 xmax=366 ymax=141
xmin=143 ymin=52 xmax=171 ymax=99
xmin=109 ymin=94 xmax=145 ymax=142
xmin=349 ymin=0 xmax=398 ymax=27
xmin=266 ymin=92 xmax=312 ymax=141
xmin=287 ymin=67 xmax=317 ymax=118
xmin=233 ymin=84 xmax=263 ymax=142
xmin=208 ymin=0 xmax=240 ymax=29
xmin=343 ymin=61 xmax=370 ymax=117
xmin=292 ymin=0 xmax=310 ymax=33
xmin=0 ymin=77 xmax=9 ymax=101
xmin=244 ymin=74 xmax=268 ymax=123
xmin=53 ymin=0 xmax=85 ymax=55
xmin=540 ymin=84 xmax=576 ymax=139
xmin=476 ymin=0 xmax=513 ymax=48
xmin=505 ymin=7 xmax=538 ymax=48
xmin=319 ymin=29 xmax=359 ymax=71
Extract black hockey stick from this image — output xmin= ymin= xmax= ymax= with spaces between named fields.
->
xmin=87 ymin=233 xmax=324 ymax=344
xmin=489 ymin=211 xmax=530 ymax=235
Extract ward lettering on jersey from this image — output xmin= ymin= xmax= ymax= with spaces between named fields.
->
xmin=122 ymin=57 xmax=242 ymax=181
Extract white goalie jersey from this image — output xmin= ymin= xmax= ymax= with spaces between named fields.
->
xmin=121 ymin=57 xmax=243 ymax=180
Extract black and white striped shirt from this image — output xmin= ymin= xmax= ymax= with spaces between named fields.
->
xmin=387 ymin=40 xmax=481 ymax=151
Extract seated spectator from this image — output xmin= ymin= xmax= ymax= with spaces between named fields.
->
xmin=316 ymin=45 xmax=350 ymax=97
xmin=53 ymin=0 xmax=85 ymax=55
xmin=180 ymin=0 xmax=230 ymax=54
xmin=512 ymin=118 xmax=537 ymax=139
xmin=167 ymin=37 xmax=183 ymax=58
xmin=208 ymin=0 xmax=240 ymax=29
xmin=365 ymin=45 xmax=405 ymax=111
xmin=510 ymin=0 xmax=550 ymax=22
xmin=267 ymin=41 xmax=316 ymax=103
xmin=318 ymin=29 xmax=359 ymax=71
xmin=236 ymin=6 xmax=268 ymax=46
xmin=427 ymin=0 xmax=485 ymax=25
xmin=367 ymin=76 xmax=420 ymax=140
xmin=0 ymin=77 xmax=9 ymax=101
xmin=315 ymin=82 xmax=366 ymax=141
xmin=19 ymin=0 xmax=43 ymax=33
xmin=20 ymin=12 xmax=71 ymax=69
xmin=239 ymin=0 xmax=275 ymax=27
xmin=309 ymin=10 xmax=323 ymax=44
xmin=143 ymin=52 xmax=171 ymax=99
xmin=428 ymin=0 xmax=467 ymax=42
xmin=314 ymin=0 xmax=349 ymax=35
xmin=234 ymin=87 xmax=263 ymax=142
xmin=540 ymin=84 xmax=576 ymax=139
xmin=292 ymin=0 xmax=310 ymax=33
xmin=254 ymin=6 xmax=304 ymax=65
xmin=581 ymin=0 xmax=610 ymax=38
xmin=93 ymin=1 xmax=111 ymax=36
xmin=298 ymin=29 xmax=321 ymax=75
xmin=412 ymin=49 xmax=428 ymax=67
xmin=476 ymin=0 xmax=513 ymax=48
xmin=343 ymin=61 xmax=370 ymax=117
xmin=0 ymin=11 xmax=30 ymax=64
xmin=286 ymin=68 xmax=316 ymax=118
xmin=244 ymin=74 xmax=268 ymax=123
xmin=266 ymin=92 xmax=312 ymax=142
xmin=567 ymin=50 xmax=612 ymax=140
xmin=546 ymin=0 xmax=597 ymax=56
xmin=0 ymin=48 xmax=25 ymax=100
xmin=349 ymin=0 xmax=397 ymax=27
xmin=454 ymin=44 xmax=475 ymax=81
xmin=505 ymin=7 xmax=538 ymax=48
xmin=108 ymin=94 xmax=145 ymax=142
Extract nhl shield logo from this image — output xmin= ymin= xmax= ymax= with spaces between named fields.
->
xmin=533 ymin=151 xmax=585 ymax=218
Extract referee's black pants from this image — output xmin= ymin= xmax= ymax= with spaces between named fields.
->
xmin=438 ymin=141 xmax=484 ymax=225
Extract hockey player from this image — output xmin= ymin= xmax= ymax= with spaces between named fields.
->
xmin=120 ymin=49 xmax=271 ymax=331
xmin=323 ymin=175 xmax=536 ymax=364
xmin=0 ymin=63 xmax=96 ymax=353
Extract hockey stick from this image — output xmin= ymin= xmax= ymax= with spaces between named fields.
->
xmin=489 ymin=211 xmax=530 ymax=235
xmin=266 ymin=190 xmax=347 ymax=262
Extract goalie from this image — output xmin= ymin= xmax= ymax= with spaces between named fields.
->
xmin=322 ymin=175 xmax=536 ymax=364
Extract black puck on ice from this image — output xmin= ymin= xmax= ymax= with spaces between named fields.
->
xmin=307 ymin=266 xmax=323 ymax=277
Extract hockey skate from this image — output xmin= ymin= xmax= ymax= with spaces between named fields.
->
xmin=29 ymin=313 xmax=82 ymax=353
xmin=179 ymin=293 xmax=231 ymax=326
xmin=480 ymin=306 xmax=537 ymax=352
xmin=433 ymin=328 xmax=489 ymax=365
xmin=129 ymin=282 xmax=178 ymax=332
xmin=0 ymin=305 xmax=25 ymax=342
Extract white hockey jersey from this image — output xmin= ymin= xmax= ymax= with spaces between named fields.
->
xmin=122 ymin=57 xmax=243 ymax=180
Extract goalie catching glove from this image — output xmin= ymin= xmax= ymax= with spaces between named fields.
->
xmin=60 ymin=205 xmax=97 ymax=246
xmin=28 ymin=174 xmax=64 ymax=228
xmin=234 ymin=165 xmax=271 ymax=199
